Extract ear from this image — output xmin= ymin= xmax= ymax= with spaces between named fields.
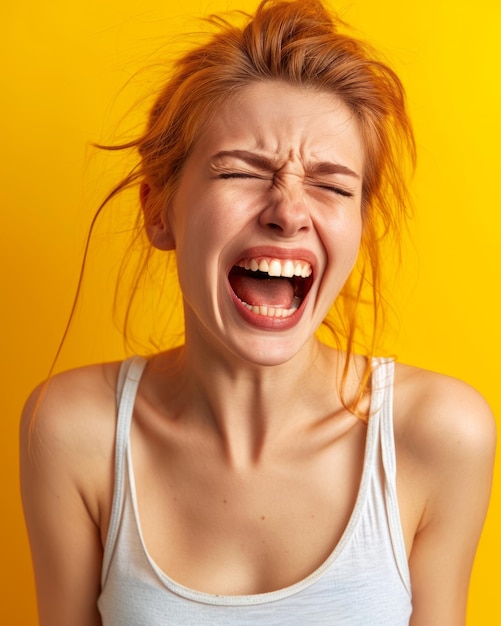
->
xmin=140 ymin=183 xmax=175 ymax=251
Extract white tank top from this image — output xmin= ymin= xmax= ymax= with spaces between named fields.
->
xmin=98 ymin=356 xmax=412 ymax=624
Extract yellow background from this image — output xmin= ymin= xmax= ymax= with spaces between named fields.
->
xmin=2 ymin=0 xmax=499 ymax=623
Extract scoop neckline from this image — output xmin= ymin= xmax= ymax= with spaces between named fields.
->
xmin=125 ymin=358 xmax=385 ymax=606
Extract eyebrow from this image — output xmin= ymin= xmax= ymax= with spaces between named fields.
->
xmin=210 ymin=149 xmax=360 ymax=179
xmin=210 ymin=150 xmax=277 ymax=171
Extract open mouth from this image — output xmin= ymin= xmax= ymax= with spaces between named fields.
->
xmin=228 ymin=257 xmax=314 ymax=318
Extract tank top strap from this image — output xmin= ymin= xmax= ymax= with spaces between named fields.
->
xmin=101 ymin=356 xmax=147 ymax=586
xmin=371 ymin=357 xmax=411 ymax=594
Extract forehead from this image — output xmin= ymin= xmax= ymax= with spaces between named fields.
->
xmin=192 ymin=81 xmax=365 ymax=172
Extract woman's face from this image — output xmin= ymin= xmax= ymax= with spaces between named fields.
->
xmin=164 ymin=81 xmax=364 ymax=366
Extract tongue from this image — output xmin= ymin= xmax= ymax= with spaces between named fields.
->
xmin=230 ymin=272 xmax=295 ymax=308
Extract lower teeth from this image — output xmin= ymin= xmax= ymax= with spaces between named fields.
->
xmin=239 ymin=300 xmax=299 ymax=318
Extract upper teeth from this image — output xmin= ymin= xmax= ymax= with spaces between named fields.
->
xmin=236 ymin=257 xmax=312 ymax=278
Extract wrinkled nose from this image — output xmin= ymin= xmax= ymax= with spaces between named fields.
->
xmin=258 ymin=184 xmax=311 ymax=237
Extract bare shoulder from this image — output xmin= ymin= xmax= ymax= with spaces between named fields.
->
xmin=392 ymin=361 xmax=496 ymax=540
xmin=22 ymin=361 xmax=121 ymax=451
xmin=20 ymin=364 xmax=126 ymax=626
xmin=392 ymin=362 xmax=496 ymax=465
xmin=20 ymin=361 xmax=123 ymax=523
xmin=391 ymin=363 xmax=496 ymax=622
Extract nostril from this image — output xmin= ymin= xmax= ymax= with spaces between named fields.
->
xmin=267 ymin=222 xmax=283 ymax=231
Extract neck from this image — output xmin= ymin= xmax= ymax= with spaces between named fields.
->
xmin=153 ymin=330 xmax=347 ymax=468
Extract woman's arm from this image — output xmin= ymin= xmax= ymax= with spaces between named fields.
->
xmin=402 ymin=374 xmax=496 ymax=625
xmin=20 ymin=367 xmax=117 ymax=626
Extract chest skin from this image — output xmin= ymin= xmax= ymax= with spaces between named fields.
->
xmin=131 ymin=411 xmax=368 ymax=595
xmin=91 ymin=355 xmax=426 ymax=598
xmin=95 ymin=368 xmax=422 ymax=598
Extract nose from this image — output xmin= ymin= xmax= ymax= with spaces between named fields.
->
xmin=258 ymin=182 xmax=311 ymax=237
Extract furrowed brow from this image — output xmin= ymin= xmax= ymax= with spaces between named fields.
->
xmin=210 ymin=151 xmax=360 ymax=179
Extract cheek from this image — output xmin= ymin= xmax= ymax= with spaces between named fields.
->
xmin=326 ymin=210 xmax=363 ymax=262
xmin=172 ymin=204 xmax=229 ymax=287
xmin=178 ymin=185 xmax=236 ymax=234
xmin=340 ymin=240 xmax=362 ymax=279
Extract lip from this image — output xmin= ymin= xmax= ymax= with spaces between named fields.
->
xmin=229 ymin=246 xmax=318 ymax=270
xmin=226 ymin=245 xmax=317 ymax=331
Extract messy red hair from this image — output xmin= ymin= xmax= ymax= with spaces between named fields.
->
xmin=59 ymin=0 xmax=416 ymax=415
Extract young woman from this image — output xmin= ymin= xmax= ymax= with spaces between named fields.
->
xmin=20 ymin=1 xmax=495 ymax=624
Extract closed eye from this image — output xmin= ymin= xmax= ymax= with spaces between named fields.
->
xmin=218 ymin=172 xmax=265 ymax=180
xmin=315 ymin=184 xmax=354 ymax=198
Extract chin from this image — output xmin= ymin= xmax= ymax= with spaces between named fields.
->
xmin=225 ymin=332 xmax=316 ymax=368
